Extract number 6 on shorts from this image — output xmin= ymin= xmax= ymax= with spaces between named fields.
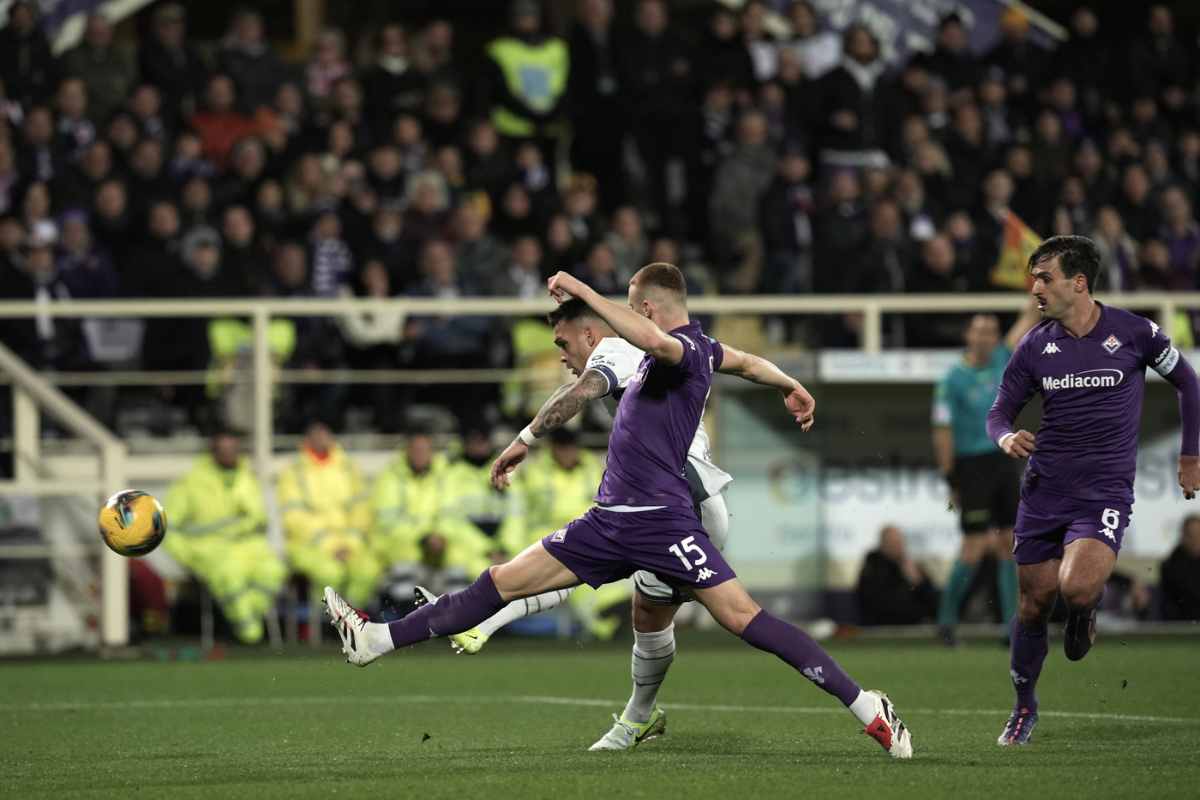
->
xmin=668 ymin=536 xmax=708 ymax=571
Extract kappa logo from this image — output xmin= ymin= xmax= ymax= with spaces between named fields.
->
xmin=695 ymin=567 xmax=717 ymax=582
xmin=1102 ymin=334 xmax=1123 ymax=354
xmin=1149 ymin=320 xmax=1161 ymax=338
xmin=802 ymin=666 xmax=826 ymax=685
xmin=550 ymin=528 xmax=566 ymax=543
xmin=676 ymin=333 xmax=697 ymax=351
xmin=1099 ymin=526 xmax=1116 ymax=542
xmin=1041 ymin=342 xmax=1061 ymax=355
xmin=1010 ymin=669 xmax=1029 ymax=686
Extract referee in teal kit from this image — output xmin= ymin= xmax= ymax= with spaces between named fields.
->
xmin=932 ymin=306 xmax=1038 ymax=645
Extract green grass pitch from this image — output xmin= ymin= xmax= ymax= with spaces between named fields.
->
xmin=3 ymin=636 xmax=1199 ymax=799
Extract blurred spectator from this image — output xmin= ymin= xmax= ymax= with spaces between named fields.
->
xmin=164 ymin=428 xmax=286 ymax=644
xmin=710 ymin=109 xmax=776 ymax=280
xmin=190 ymin=74 xmax=272 ymax=169
xmin=907 ymin=235 xmax=967 ymax=346
xmin=371 ymin=431 xmax=481 ymax=599
xmin=221 ymin=205 xmax=269 ymax=295
xmin=17 ymin=106 xmax=59 ymax=184
xmin=1126 ymin=5 xmax=1192 ymax=104
xmin=138 ymin=3 xmax=207 ymax=120
xmin=362 ymin=24 xmax=426 ymax=135
xmin=698 ymin=5 xmax=755 ymax=97
xmin=62 ymin=14 xmax=136 ymax=125
xmin=1092 ymin=205 xmax=1139 ymax=291
xmin=451 ymin=200 xmax=506 ymax=291
xmin=575 ymin=240 xmax=621 ymax=295
xmin=1158 ymin=186 xmax=1200 ymax=284
xmin=278 ymin=420 xmax=381 ymax=607
xmin=0 ymin=1 xmax=57 ymax=107
xmin=856 ymin=525 xmax=939 ymax=626
xmin=310 ymin=210 xmax=354 ymax=297
xmin=567 ymin=0 xmax=625 ymax=211
xmin=544 ymin=211 xmax=585 ymax=272
xmin=782 ymin=0 xmax=839 ymax=80
xmin=759 ymin=144 xmax=814 ymax=293
xmin=814 ymin=24 xmax=888 ymax=169
xmin=1116 ymin=163 xmax=1160 ymax=242
xmin=914 ymin=13 xmax=979 ymax=96
xmin=814 ymin=169 xmax=866 ymax=292
xmin=1052 ymin=7 xmax=1108 ymax=119
xmin=605 ymin=205 xmax=647 ymax=283
xmin=741 ymin=1 xmax=778 ymax=83
xmin=481 ymin=0 xmax=568 ymax=173
xmin=218 ymin=8 xmax=290 ymax=112
xmin=307 ymin=28 xmax=351 ymax=104
xmin=57 ymin=210 xmax=117 ymax=300
xmin=54 ymin=78 xmax=95 ymax=159
xmin=494 ymin=235 xmax=543 ymax=297
xmin=621 ymin=0 xmax=693 ymax=231
xmin=1161 ymin=515 xmax=1200 ymax=621
xmin=984 ymin=8 xmax=1045 ymax=112
xmin=338 ymin=259 xmax=403 ymax=431
xmin=440 ymin=426 xmax=524 ymax=563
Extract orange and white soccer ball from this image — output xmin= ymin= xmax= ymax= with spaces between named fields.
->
xmin=98 ymin=490 xmax=167 ymax=557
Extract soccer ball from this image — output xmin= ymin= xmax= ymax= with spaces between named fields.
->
xmin=98 ymin=490 xmax=167 ymax=557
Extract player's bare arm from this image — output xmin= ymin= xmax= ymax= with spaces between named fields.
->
xmin=717 ymin=344 xmax=815 ymax=430
xmin=491 ymin=371 xmax=611 ymax=490
xmin=547 ymin=271 xmax=685 ymax=365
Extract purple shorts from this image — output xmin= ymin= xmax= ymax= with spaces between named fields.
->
xmin=1012 ymin=474 xmax=1131 ymax=565
xmin=541 ymin=506 xmax=735 ymax=591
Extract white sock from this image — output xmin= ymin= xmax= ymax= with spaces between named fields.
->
xmin=476 ymin=588 xmax=573 ymax=637
xmin=622 ymin=624 xmax=676 ymax=724
xmin=366 ymin=621 xmax=396 ymax=654
xmin=848 ymin=690 xmax=877 ymax=726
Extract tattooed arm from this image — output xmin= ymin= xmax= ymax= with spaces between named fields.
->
xmin=530 ymin=369 xmax=611 ymax=437
xmin=490 ymin=369 xmax=611 ymax=489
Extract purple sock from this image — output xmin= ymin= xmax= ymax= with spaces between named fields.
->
xmin=387 ymin=570 xmax=505 ymax=649
xmin=1010 ymin=618 xmax=1047 ymax=712
xmin=740 ymin=609 xmax=861 ymax=706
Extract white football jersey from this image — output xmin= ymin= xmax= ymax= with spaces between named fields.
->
xmin=585 ymin=336 xmax=733 ymax=500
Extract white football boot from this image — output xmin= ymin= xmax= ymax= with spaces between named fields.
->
xmin=588 ymin=707 xmax=667 ymax=751
xmin=862 ymin=690 xmax=913 ymax=759
xmin=324 ymin=586 xmax=390 ymax=667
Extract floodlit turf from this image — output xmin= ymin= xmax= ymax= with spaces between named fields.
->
xmin=2 ymin=635 xmax=1199 ymax=799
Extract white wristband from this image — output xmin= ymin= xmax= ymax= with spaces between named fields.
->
xmin=518 ymin=425 xmax=537 ymax=447
xmin=997 ymin=432 xmax=1016 ymax=449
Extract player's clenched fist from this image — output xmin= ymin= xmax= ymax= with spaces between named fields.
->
xmin=999 ymin=429 xmax=1036 ymax=458
xmin=547 ymin=271 xmax=585 ymax=303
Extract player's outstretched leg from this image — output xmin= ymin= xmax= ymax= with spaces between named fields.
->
xmin=326 ymin=542 xmax=579 ymax=666
xmin=999 ymin=559 xmax=1057 ymax=745
xmin=1059 ymin=539 xmax=1115 ymax=661
xmin=696 ymin=579 xmax=912 ymax=759
xmin=590 ymin=588 xmax=679 ymax=751
xmin=415 ymin=585 xmax=574 ymax=655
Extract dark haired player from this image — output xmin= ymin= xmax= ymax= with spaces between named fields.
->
xmin=987 ymin=235 xmax=1200 ymax=745
xmin=326 ymin=263 xmax=913 ymax=758
xmin=414 ymin=295 xmax=735 ymax=750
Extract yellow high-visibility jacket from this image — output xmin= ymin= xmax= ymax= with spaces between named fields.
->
xmin=276 ymin=445 xmax=372 ymax=552
xmin=440 ymin=456 xmax=527 ymax=559
xmin=517 ymin=448 xmax=603 ymax=545
xmin=164 ymin=454 xmax=268 ymax=567
xmin=370 ymin=452 xmax=452 ymax=565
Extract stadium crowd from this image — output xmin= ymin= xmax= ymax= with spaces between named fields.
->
xmin=2 ymin=1 xmax=1200 ymax=415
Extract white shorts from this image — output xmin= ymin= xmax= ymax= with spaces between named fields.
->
xmin=634 ymin=492 xmax=730 ymax=605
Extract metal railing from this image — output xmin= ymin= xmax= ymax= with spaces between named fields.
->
xmin=0 ymin=292 xmax=1191 ymax=478
xmin=0 ymin=340 xmax=129 ymax=646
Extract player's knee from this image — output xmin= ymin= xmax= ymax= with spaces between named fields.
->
xmin=709 ymin=595 xmax=761 ymax=635
xmin=1060 ymin=578 xmax=1101 ymax=611
xmin=1017 ymin=591 xmax=1053 ymax=624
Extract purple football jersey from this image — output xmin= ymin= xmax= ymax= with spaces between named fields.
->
xmin=987 ymin=303 xmax=1179 ymax=504
xmin=595 ymin=321 xmax=724 ymax=510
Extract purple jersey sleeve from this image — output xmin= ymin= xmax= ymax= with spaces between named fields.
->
xmin=986 ymin=338 xmax=1036 ymax=445
xmin=667 ymin=331 xmax=712 ymax=374
xmin=1139 ymin=317 xmax=1200 ymax=457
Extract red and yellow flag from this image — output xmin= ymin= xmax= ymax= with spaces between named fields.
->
xmin=989 ymin=211 xmax=1042 ymax=290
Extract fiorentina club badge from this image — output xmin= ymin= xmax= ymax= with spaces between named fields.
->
xmin=1102 ymin=334 xmax=1122 ymax=354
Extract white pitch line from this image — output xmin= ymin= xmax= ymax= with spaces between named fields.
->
xmin=1 ymin=693 xmax=1197 ymax=726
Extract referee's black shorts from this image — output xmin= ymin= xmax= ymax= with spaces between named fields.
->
xmin=955 ymin=451 xmax=1019 ymax=534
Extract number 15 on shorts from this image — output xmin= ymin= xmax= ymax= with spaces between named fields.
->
xmin=669 ymin=536 xmax=707 ymax=571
